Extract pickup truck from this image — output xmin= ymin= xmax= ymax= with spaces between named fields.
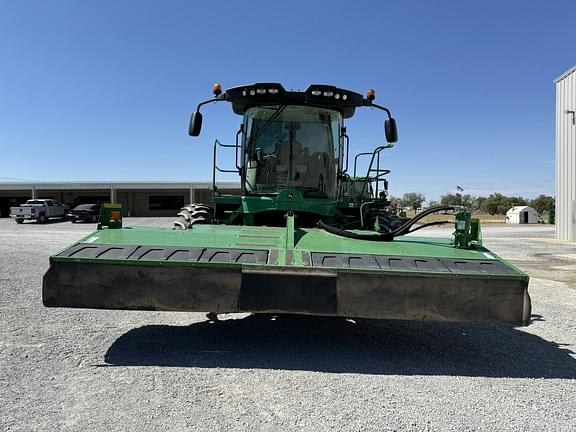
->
xmin=10 ymin=199 xmax=69 ymax=224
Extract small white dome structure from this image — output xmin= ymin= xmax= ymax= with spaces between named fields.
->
xmin=506 ymin=206 xmax=539 ymax=224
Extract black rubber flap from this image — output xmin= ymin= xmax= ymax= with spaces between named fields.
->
xmin=240 ymin=271 xmax=337 ymax=314
xmin=60 ymin=243 xmax=268 ymax=264
xmin=310 ymin=252 xmax=518 ymax=276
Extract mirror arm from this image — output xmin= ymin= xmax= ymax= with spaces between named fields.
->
xmin=195 ymin=94 xmax=227 ymax=112
xmin=367 ymin=102 xmax=392 ymax=118
xmin=364 ymin=101 xmax=397 ymax=143
xmin=189 ymin=94 xmax=228 ymax=136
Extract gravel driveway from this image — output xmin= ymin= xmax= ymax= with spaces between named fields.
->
xmin=1 ymin=218 xmax=575 ymax=431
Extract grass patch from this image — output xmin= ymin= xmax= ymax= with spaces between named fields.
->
xmin=404 ymin=211 xmax=506 ymax=224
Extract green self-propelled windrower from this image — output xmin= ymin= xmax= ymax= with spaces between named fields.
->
xmin=43 ymin=83 xmax=531 ymax=325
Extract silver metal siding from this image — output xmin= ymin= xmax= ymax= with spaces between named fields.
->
xmin=556 ymin=66 xmax=576 ymax=241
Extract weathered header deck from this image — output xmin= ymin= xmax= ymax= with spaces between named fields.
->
xmin=43 ymin=224 xmax=530 ymax=325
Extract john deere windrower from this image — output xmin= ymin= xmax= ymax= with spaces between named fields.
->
xmin=43 ymin=83 xmax=531 ymax=325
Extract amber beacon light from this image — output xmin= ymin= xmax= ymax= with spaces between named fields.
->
xmin=367 ymin=88 xmax=376 ymax=101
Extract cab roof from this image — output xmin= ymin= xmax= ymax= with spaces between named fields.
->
xmin=223 ymin=83 xmax=368 ymax=119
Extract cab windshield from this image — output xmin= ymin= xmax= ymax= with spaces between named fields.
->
xmin=243 ymin=105 xmax=341 ymax=198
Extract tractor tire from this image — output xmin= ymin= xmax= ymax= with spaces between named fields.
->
xmin=368 ymin=210 xmax=406 ymax=233
xmin=174 ymin=203 xmax=213 ymax=230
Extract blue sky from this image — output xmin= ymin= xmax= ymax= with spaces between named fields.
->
xmin=0 ymin=1 xmax=574 ymax=201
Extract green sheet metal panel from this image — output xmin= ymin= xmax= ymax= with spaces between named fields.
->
xmin=57 ymin=225 xmax=506 ymax=260
xmin=49 ymin=225 xmax=528 ymax=280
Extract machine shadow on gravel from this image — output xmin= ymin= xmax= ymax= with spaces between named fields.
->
xmin=104 ymin=314 xmax=576 ymax=379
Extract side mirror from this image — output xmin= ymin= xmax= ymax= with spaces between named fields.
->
xmin=188 ymin=112 xmax=203 ymax=136
xmin=385 ymin=117 xmax=398 ymax=143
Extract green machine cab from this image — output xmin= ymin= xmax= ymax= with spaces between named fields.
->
xmin=43 ymin=83 xmax=530 ymax=325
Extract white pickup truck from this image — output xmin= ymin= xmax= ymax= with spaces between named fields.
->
xmin=10 ymin=199 xmax=69 ymax=224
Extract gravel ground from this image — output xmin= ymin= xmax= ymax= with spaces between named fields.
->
xmin=0 ymin=218 xmax=575 ymax=431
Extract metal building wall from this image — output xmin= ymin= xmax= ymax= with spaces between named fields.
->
xmin=0 ymin=181 xmax=241 ymax=217
xmin=556 ymin=66 xmax=576 ymax=241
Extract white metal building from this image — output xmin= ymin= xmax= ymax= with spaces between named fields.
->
xmin=555 ymin=65 xmax=576 ymax=241
xmin=505 ymin=206 xmax=539 ymax=224
xmin=0 ymin=181 xmax=240 ymax=217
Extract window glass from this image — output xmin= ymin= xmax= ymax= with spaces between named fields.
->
xmin=74 ymin=204 xmax=98 ymax=211
xmin=243 ymin=106 xmax=341 ymax=198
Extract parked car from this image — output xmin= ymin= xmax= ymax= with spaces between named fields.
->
xmin=67 ymin=203 xmax=101 ymax=223
xmin=10 ymin=199 xmax=69 ymax=224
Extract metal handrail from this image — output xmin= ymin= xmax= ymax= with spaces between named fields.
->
xmin=357 ymin=144 xmax=394 ymax=199
xmin=212 ymin=139 xmax=241 ymax=195
xmin=353 ymin=152 xmax=374 ymax=177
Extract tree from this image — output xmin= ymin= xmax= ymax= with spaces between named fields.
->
xmin=440 ymin=193 xmax=476 ymax=209
xmin=529 ymin=195 xmax=555 ymax=214
xmin=402 ymin=192 xmax=426 ymax=212
xmin=388 ymin=196 xmax=403 ymax=213
xmin=479 ymin=193 xmax=528 ymax=215
xmin=508 ymin=196 xmax=528 ymax=208
xmin=480 ymin=193 xmax=507 ymax=215
xmin=440 ymin=193 xmax=460 ymax=206
xmin=475 ymin=196 xmax=486 ymax=212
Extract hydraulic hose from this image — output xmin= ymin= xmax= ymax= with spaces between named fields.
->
xmin=318 ymin=205 xmax=456 ymax=241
